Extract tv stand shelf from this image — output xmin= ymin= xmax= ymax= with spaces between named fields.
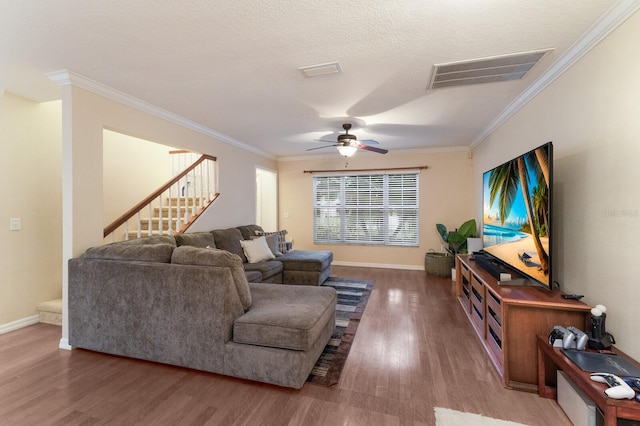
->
xmin=455 ymin=254 xmax=591 ymax=392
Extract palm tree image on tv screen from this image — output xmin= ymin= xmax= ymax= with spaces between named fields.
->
xmin=482 ymin=142 xmax=552 ymax=288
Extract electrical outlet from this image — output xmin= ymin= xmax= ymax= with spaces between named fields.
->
xmin=10 ymin=218 xmax=21 ymax=231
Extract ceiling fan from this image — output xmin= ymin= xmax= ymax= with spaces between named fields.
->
xmin=306 ymin=123 xmax=388 ymax=157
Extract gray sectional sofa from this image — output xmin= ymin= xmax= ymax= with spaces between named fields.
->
xmin=68 ymin=226 xmax=336 ymax=389
xmin=176 ymin=224 xmax=333 ymax=285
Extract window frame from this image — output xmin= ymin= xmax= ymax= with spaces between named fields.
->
xmin=313 ymin=171 xmax=419 ymax=247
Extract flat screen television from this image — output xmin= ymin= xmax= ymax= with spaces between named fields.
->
xmin=481 ymin=141 xmax=553 ymax=290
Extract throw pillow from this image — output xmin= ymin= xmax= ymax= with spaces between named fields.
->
xmin=250 ymin=232 xmax=282 ymax=256
xmin=211 ymin=228 xmax=246 ymax=262
xmin=255 ymin=229 xmax=289 ymax=253
xmin=239 ymin=236 xmax=275 ymax=263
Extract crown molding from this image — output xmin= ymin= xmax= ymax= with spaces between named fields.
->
xmin=471 ymin=0 xmax=640 ymax=149
xmin=46 ymin=70 xmax=276 ymax=161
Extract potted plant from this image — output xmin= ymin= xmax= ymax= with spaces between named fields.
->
xmin=436 ymin=219 xmax=477 ymax=256
xmin=434 ymin=219 xmax=477 ymax=280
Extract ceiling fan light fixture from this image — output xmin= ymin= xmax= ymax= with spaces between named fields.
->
xmin=337 ymin=145 xmax=357 ymax=157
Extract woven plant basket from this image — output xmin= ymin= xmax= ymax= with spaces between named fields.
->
xmin=424 ymin=251 xmax=454 ymax=277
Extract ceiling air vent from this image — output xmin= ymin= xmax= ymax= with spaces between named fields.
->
xmin=299 ymin=62 xmax=343 ymax=78
xmin=428 ymin=48 xmax=553 ymax=90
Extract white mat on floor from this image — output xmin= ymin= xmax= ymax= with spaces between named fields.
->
xmin=434 ymin=407 xmax=527 ymax=426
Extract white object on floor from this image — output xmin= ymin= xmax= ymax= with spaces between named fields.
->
xmin=558 ymin=371 xmax=596 ymax=426
xmin=434 ymin=407 xmax=528 ymax=426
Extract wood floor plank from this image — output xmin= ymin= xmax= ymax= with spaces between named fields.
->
xmin=0 ymin=266 xmax=572 ymax=425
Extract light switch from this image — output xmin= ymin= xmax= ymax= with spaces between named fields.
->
xmin=10 ymin=218 xmax=21 ymax=231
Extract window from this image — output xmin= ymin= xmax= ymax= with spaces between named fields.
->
xmin=313 ymin=172 xmax=419 ymax=246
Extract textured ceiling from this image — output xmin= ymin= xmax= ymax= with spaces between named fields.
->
xmin=0 ymin=0 xmax=624 ymax=158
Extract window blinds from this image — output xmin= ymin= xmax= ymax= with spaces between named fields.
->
xmin=313 ymin=172 xmax=419 ymax=246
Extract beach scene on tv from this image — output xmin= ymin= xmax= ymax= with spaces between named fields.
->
xmin=482 ymin=144 xmax=550 ymax=286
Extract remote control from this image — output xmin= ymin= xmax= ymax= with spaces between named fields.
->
xmin=623 ymin=377 xmax=640 ymax=392
xmin=561 ymin=294 xmax=584 ymax=300
xmin=590 ymin=373 xmax=636 ymax=399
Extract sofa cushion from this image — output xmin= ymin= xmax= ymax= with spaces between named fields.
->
xmin=211 ymin=228 xmax=246 ymax=261
xmin=243 ymin=260 xmax=283 ymax=281
xmin=83 ymin=243 xmax=175 ymax=263
xmin=234 ymin=283 xmax=336 ymax=351
xmin=236 ymin=224 xmax=264 ymax=240
xmin=118 ymin=235 xmax=177 ymax=247
xmin=276 ymin=250 xmax=333 ymax=271
xmin=171 ymin=246 xmax=252 ymax=311
xmin=175 ymin=232 xmax=215 ymax=248
xmin=245 ymin=270 xmax=263 ymax=283
xmin=240 ymin=236 xmax=275 ymax=263
xmin=250 ymin=233 xmax=282 ymax=256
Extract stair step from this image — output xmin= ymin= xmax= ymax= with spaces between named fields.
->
xmin=153 ymin=206 xmax=194 ymax=218
xmin=37 ymin=298 xmax=62 ymax=326
xmin=123 ymin=229 xmax=177 ymax=240
xmin=125 ymin=231 xmax=174 ymax=238
xmin=136 ymin=217 xmax=181 ymax=231
xmin=165 ymin=197 xmax=205 ymax=207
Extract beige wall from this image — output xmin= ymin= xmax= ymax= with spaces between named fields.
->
xmin=278 ymin=149 xmax=474 ymax=268
xmin=473 ymin=11 xmax=640 ymax=359
xmin=103 ymin=129 xmax=177 ymax=226
xmin=0 ymin=92 xmax=62 ymax=327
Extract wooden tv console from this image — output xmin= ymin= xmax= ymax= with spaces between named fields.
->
xmin=455 ymin=254 xmax=591 ymax=392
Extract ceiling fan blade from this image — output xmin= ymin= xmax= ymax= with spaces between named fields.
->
xmin=313 ymin=139 xmax=338 ymax=144
xmin=358 ymin=139 xmax=379 ymax=145
xmin=306 ymin=144 xmax=338 ymax=151
xmin=357 ymin=144 xmax=388 ymax=154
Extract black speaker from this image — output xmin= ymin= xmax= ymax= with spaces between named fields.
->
xmin=474 ymin=254 xmax=504 ymax=280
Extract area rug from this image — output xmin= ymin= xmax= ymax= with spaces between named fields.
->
xmin=306 ymin=276 xmax=374 ymax=386
xmin=434 ymin=407 xmax=528 ymax=426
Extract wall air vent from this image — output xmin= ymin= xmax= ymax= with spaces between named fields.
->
xmin=428 ymin=48 xmax=553 ymax=90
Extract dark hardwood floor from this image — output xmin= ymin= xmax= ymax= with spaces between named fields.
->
xmin=0 ymin=266 xmax=571 ymax=425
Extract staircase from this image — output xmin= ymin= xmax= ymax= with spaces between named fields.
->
xmin=131 ymin=196 xmax=205 ymax=237
xmin=104 ymin=153 xmax=218 ymax=242
xmin=37 ymin=298 xmax=62 ymax=326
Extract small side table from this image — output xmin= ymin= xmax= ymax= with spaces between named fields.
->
xmin=537 ymin=335 xmax=640 ymax=426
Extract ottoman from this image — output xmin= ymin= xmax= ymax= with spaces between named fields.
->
xmin=277 ymin=250 xmax=333 ymax=285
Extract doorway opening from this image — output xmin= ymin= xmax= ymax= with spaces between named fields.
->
xmin=256 ymin=167 xmax=277 ymax=231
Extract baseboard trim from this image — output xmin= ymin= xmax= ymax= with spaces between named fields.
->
xmin=0 ymin=315 xmax=39 ymax=335
xmin=332 ymin=260 xmax=424 ymax=271
xmin=59 ymin=338 xmax=72 ymax=350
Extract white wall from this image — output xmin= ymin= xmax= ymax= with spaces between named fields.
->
xmin=0 ymin=92 xmax=62 ymax=329
xmin=473 ymin=10 xmax=640 ymax=359
xmin=277 ymin=148 xmax=474 ymax=269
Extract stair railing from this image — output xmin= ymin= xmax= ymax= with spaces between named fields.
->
xmin=104 ymin=154 xmax=218 ymax=242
